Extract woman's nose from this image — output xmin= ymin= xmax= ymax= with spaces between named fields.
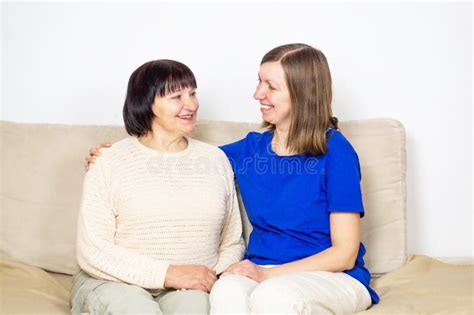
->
xmin=253 ymin=86 xmax=265 ymax=100
xmin=184 ymin=98 xmax=199 ymax=112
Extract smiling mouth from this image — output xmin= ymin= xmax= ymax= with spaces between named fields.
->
xmin=177 ymin=114 xmax=194 ymax=120
xmin=260 ymin=104 xmax=274 ymax=110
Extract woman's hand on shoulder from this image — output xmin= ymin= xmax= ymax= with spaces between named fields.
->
xmin=221 ymin=259 xmax=268 ymax=283
xmin=84 ymin=142 xmax=111 ymax=171
xmin=164 ymin=264 xmax=217 ymax=292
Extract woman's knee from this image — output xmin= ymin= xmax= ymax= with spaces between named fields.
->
xmin=210 ymin=275 xmax=257 ymax=314
xmin=157 ymin=289 xmax=209 ymax=314
xmin=86 ymin=282 xmax=162 ymax=314
xmin=187 ymin=290 xmax=210 ymax=314
xmin=211 ymin=275 xmax=257 ymax=299
xmin=249 ymin=278 xmax=307 ymax=314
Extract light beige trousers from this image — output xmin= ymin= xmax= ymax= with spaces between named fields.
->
xmin=209 ymin=270 xmax=372 ymax=315
xmin=70 ymin=270 xmax=209 ymax=315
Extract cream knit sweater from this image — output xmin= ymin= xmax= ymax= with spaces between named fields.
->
xmin=76 ymin=136 xmax=245 ymax=291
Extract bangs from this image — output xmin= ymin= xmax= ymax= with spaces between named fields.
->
xmin=163 ymin=74 xmax=197 ymax=96
xmin=156 ymin=61 xmax=197 ymax=97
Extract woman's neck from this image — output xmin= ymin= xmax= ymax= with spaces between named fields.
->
xmin=272 ymin=127 xmax=295 ymax=156
xmin=139 ymin=130 xmax=188 ymax=153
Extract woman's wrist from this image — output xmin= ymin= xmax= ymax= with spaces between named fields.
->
xmin=263 ymin=265 xmax=278 ymax=280
xmin=164 ymin=265 xmax=177 ymax=288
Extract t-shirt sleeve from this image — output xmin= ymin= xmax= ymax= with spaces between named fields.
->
xmin=219 ymin=137 xmax=247 ymax=173
xmin=326 ymin=134 xmax=365 ymax=218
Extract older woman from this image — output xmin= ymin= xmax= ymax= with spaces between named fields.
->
xmin=71 ymin=59 xmax=245 ymax=315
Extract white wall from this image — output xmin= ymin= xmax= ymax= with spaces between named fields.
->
xmin=2 ymin=2 xmax=472 ymax=258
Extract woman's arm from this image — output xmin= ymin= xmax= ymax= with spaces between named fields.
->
xmin=77 ymin=155 xmax=171 ymax=289
xmin=265 ymin=212 xmax=360 ymax=277
xmin=222 ymin=212 xmax=360 ymax=282
xmin=212 ymin=158 xmax=246 ymax=274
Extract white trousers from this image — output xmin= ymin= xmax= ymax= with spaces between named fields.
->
xmin=209 ymin=269 xmax=371 ymax=315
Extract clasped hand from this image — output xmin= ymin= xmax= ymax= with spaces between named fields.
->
xmin=164 ymin=265 xmax=217 ymax=293
xmin=221 ymin=259 xmax=269 ymax=283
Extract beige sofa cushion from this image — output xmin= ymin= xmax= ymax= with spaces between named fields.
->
xmin=0 ymin=118 xmax=406 ymax=275
xmin=339 ymin=119 xmax=407 ymax=274
xmin=356 ymin=255 xmax=474 ymax=314
xmin=1 ymin=255 xmax=471 ymax=314
xmin=0 ymin=258 xmax=70 ymax=314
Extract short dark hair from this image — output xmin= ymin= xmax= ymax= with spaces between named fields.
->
xmin=123 ymin=59 xmax=197 ymax=137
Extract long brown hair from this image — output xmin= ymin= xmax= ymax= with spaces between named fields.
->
xmin=261 ymin=43 xmax=338 ymax=155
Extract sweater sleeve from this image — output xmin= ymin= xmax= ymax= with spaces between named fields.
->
xmin=76 ymin=155 xmax=170 ymax=289
xmin=212 ymin=156 xmax=246 ymax=274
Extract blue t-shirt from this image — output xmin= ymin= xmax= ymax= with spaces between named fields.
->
xmin=219 ymin=129 xmax=380 ymax=304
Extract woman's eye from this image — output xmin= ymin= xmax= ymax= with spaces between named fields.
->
xmin=190 ymin=91 xmax=197 ymax=97
xmin=171 ymin=95 xmax=181 ymax=100
xmin=268 ymin=85 xmax=276 ymax=91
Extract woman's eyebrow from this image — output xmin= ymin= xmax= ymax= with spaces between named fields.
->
xmin=267 ymin=80 xmax=280 ymax=88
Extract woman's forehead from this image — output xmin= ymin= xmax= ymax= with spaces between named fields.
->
xmin=259 ymin=62 xmax=285 ymax=82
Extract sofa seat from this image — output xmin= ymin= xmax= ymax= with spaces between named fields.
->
xmin=1 ymin=255 xmax=472 ymax=314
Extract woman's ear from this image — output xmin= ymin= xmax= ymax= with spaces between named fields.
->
xmin=150 ymin=97 xmax=159 ymax=118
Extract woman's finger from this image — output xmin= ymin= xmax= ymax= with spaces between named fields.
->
xmin=233 ymin=267 xmax=248 ymax=276
xmin=205 ymin=280 xmax=213 ymax=292
xmin=201 ymin=283 xmax=210 ymax=293
xmin=208 ymin=270 xmax=217 ymax=280
xmin=87 ymin=157 xmax=96 ymax=164
xmin=91 ymin=148 xmax=101 ymax=157
xmin=224 ymin=266 xmax=236 ymax=274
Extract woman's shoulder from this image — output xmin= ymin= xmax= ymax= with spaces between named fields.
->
xmin=89 ymin=137 xmax=141 ymax=171
xmin=326 ymin=129 xmax=357 ymax=155
xmin=189 ymin=138 xmax=235 ymax=177
xmin=189 ymin=137 xmax=228 ymax=159
xmin=246 ymin=130 xmax=270 ymax=139
xmin=98 ymin=137 xmax=136 ymax=158
xmin=224 ymin=130 xmax=270 ymax=148
xmin=219 ymin=130 xmax=270 ymax=159
xmin=85 ymin=137 xmax=137 ymax=176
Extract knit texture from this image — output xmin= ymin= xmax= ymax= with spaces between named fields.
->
xmin=76 ymin=136 xmax=245 ymax=291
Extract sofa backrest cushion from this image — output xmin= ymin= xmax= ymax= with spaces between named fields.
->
xmin=0 ymin=118 xmax=406 ymax=275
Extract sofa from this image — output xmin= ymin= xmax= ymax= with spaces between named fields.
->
xmin=0 ymin=118 xmax=472 ymax=314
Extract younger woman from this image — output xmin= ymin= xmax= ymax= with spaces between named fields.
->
xmin=210 ymin=43 xmax=379 ymax=314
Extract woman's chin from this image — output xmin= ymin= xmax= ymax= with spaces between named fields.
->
xmin=261 ymin=116 xmax=273 ymax=125
xmin=182 ymin=124 xmax=195 ymax=135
